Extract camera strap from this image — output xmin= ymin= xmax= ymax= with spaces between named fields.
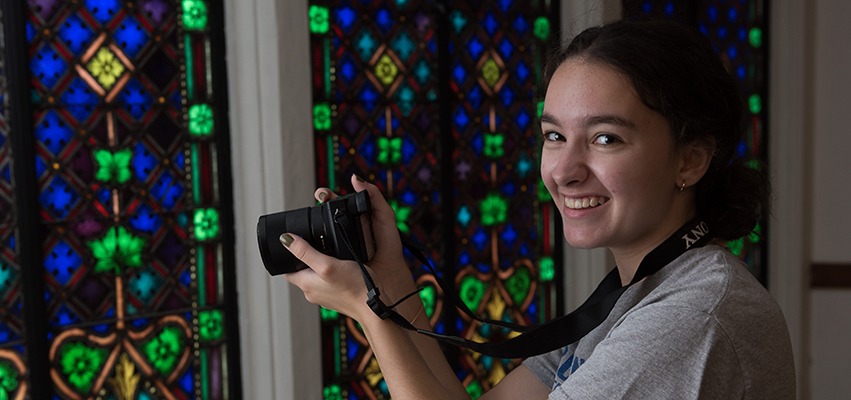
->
xmin=334 ymin=211 xmax=712 ymax=358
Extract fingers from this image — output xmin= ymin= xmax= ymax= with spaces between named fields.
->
xmin=315 ymin=187 xmax=338 ymax=203
xmin=279 ymin=233 xmax=337 ymax=277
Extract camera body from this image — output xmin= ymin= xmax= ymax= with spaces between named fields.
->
xmin=257 ymin=191 xmax=374 ymax=275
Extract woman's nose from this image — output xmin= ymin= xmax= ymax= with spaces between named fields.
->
xmin=547 ymin=143 xmax=588 ymax=187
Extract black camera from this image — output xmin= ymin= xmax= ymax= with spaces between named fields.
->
xmin=257 ymin=191 xmax=375 ymax=275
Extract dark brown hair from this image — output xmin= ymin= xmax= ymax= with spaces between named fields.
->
xmin=543 ymin=19 xmax=768 ymax=241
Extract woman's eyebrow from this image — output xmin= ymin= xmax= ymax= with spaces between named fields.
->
xmin=540 ymin=112 xmax=560 ymax=127
xmin=540 ymin=112 xmax=636 ymax=129
xmin=584 ymin=114 xmax=636 ymax=129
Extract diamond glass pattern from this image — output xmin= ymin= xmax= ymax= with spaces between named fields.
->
xmin=23 ymin=1 xmax=235 ymax=398
xmin=310 ymin=0 xmax=559 ymax=397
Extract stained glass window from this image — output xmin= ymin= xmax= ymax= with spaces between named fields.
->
xmin=622 ymin=0 xmax=769 ymax=283
xmin=309 ymin=1 xmax=560 ymax=398
xmin=0 ymin=8 xmax=31 ymax=400
xmin=0 ymin=0 xmax=242 ymax=398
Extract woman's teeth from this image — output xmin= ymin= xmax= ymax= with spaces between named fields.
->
xmin=565 ymin=196 xmax=609 ymax=210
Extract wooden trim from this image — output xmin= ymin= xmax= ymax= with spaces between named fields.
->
xmin=811 ymin=264 xmax=851 ymax=288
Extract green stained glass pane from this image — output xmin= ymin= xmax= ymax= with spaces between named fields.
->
xmin=483 ymin=133 xmax=505 ymax=158
xmin=59 ymin=342 xmax=108 ymax=393
xmin=749 ymin=27 xmax=762 ymax=48
xmin=0 ymin=361 xmax=19 ymax=398
xmin=466 ymin=379 xmax=484 ymax=399
xmin=459 ymin=276 xmax=487 ymax=312
xmin=87 ymin=227 xmax=146 ymax=274
xmin=537 ymin=101 xmax=544 ymax=118
xmin=189 ymin=104 xmax=214 ymax=136
xmin=309 ymin=5 xmax=330 ymax=34
xmin=748 ymin=94 xmax=761 ymax=114
xmin=144 ymin=326 xmax=185 ymax=376
xmin=94 ymin=149 xmax=133 ymax=184
xmin=377 ymin=137 xmax=402 ymax=165
xmin=534 ymin=17 xmax=550 ymax=40
xmin=479 ymin=193 xmax=508 ymax=226
xmin=539 ymin=257 xmax=555 ymax=282
xmin=419 ymin=285 xmax=436 ymax=318
xmin=314 ymin=103 xmax=332 ymax=130
xmin=749 ymin=223 xmax=762 ymax=243
xmin=182 ymin=0 xmax=209 ymax=31
xmin=194 ymin=208 xmax=220 ymax=241
xmin=537 ymin=179 xmax=552 ymax=202
xmin=727 ymin=237 xmax=744 ymax=257
xmin=505 ymin=267 xmax=531 ymax=305
xmin=320 ymin=307 xmax=339 ymax=320
xmin=199 ymin=310 xmax=224 ymax=341
xmin=324 ymin=384 xmax=343 ymax=400
xmin=389 ymin=200 xmax=411 ymax=233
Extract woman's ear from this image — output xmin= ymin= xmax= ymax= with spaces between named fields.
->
xmin=678 ymin=137 xmax=715 ymax=188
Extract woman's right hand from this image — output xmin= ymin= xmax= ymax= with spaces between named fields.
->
xmin=311 ymin=175 xmax=420 ymax=310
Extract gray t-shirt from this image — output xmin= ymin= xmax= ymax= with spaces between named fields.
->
xmin=523 ymin=245 xmax=795 ymax=399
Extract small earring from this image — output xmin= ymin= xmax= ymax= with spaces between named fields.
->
xmin=680 ymin=181 xmax=687 ymax=192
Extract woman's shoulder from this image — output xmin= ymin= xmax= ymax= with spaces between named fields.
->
xmin=632 ymin=244 xmax=774 ymax=316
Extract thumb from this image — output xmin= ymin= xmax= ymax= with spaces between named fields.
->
xmin=279 ymin=233 xmax=337 ymax=277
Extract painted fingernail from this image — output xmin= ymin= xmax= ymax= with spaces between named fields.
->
xmin=355 ymin=174 xmax=365 ymax=182
xmin=279 ymin=233 xmax=294 ymax=247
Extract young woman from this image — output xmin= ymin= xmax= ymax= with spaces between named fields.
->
xmin=281 ymin=19 xmax=795 ymax=399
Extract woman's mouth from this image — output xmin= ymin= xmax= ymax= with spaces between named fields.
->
xmin=564 ymin=196 xmax=609 ymax=210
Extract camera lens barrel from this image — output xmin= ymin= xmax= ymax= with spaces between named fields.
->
xmin=257 ymin=191 xmax=372 ymax=275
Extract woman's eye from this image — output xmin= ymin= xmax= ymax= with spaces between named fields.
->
xmin=543 ymin=131 xmax=564 ymax=142
xmin=592 ymin=134 xmax=621 ymax=146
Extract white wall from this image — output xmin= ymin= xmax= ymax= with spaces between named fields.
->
xmin=224 ymin=0 xmax=321 ymax=398
xmin=808 ymin=0 xmax=851 ymax=398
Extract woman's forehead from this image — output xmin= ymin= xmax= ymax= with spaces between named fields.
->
xmin=542 ymin=61 xmax=650 ymax=127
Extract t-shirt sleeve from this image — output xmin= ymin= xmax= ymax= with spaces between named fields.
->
xmin=522 ymin=347 xmax=563 ymax=389
xmin=551 ymin=305 xmax=744 ymax=400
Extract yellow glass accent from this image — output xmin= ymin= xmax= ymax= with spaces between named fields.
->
xmin=481 ymin=57 xmax=501 ymax=88
xmin=486 ymin=288 xmax=506 ymax=321
xmin=374 ymin=54 xmax=399 ymax=86
xmin=488 ymin=363 xmax=507 ymax=387
xmin=108 ymin=353 xmax=140 ymax=400
xmin=87 ymin=47 xmax=125 ymax=90
xmin=363 ymin=357 xmax=383 ymax=387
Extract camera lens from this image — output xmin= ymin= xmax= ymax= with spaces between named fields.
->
xmin=257 ymin=208 xmax=310 ymax=275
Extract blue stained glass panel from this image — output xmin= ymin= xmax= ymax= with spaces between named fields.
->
xmin=39 ymin=176 xmax=80 ymax=219
xmin=133 ymin=142 xmax=159 ymax=182
xmin=35 ymin=111 xmax=74 ymax=155
xmin=149 ymin=171 xmax=185 ymax=209
xmin=58 ymin=14 xmax=94 ymax=56
xmin=391 ymin=31 xmax=415 ymax=61
xmin=60 ymin=78 xmax=99 ymax=122
xmin=129 ymin=204 xmax=163 ymax=234
xmin=85 ymin=0 xmax=122 ymax=24
xmin=44 ymin=241 xmax=83 ymax=285
xmin=30 ymin=46 xmax=67 ymax=89
xmin=335 ymin=7 xmax=357 ymax=33
xmin=114 ymin=16 xmax=149 ymax=58
xmin=118 ymin=79 xmax=154 ymax=119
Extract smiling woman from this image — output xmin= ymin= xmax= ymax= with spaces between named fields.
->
xmin=524 ymin=19 xmax=794 ymax=399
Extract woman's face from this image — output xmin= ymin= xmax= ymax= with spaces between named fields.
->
xmin=540 ymin=60 xmax=688 ymax=256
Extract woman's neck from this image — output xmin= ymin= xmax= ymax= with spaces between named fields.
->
xmin=611 ymin=211 xmax=697 ymax=286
